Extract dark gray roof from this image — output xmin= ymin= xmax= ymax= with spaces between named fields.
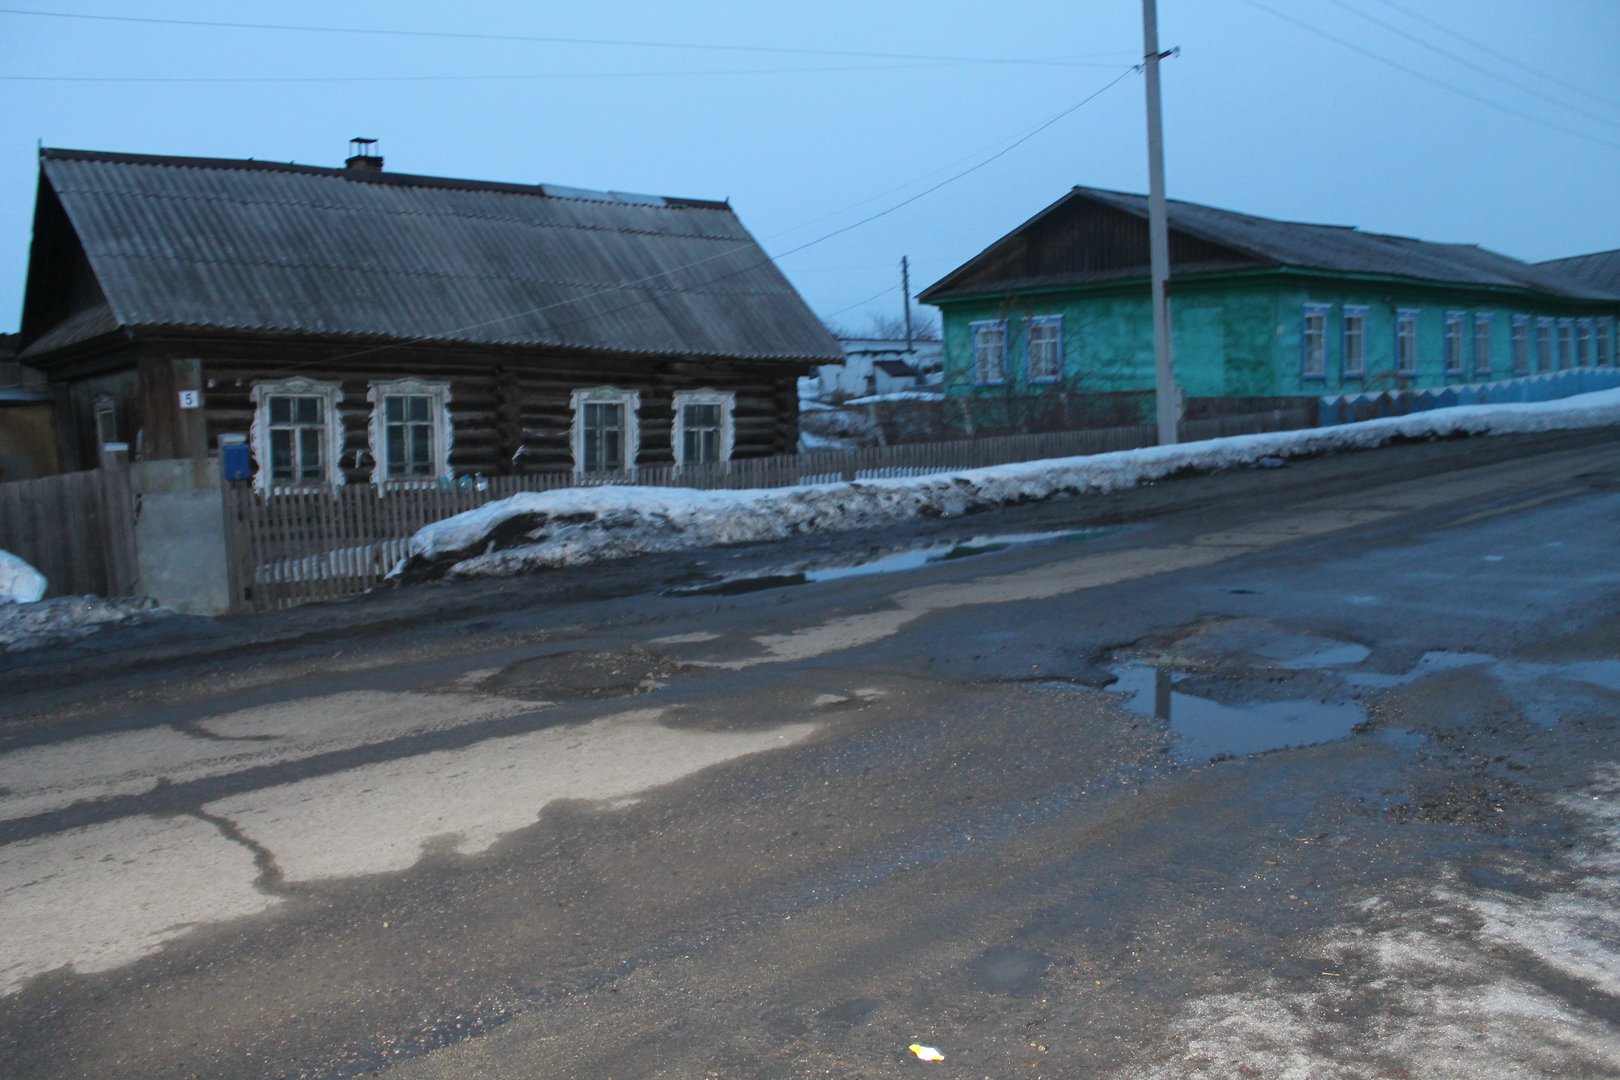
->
xmin=28 ymin=148 xmax=841 ymax=362
xmin=1537 ymin=249 xmax=1620 ymax=294
xmin=923 ymin=185 xmax=1619 ymax=303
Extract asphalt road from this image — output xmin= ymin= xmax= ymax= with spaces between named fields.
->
xmin=3 ymin=428 xmax=1619 ymax=1079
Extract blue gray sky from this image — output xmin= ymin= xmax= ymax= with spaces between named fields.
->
xmin=2 ymin=1 xmax=1616 ymax=336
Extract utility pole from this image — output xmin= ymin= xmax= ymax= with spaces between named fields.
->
xmin=1142 ymin=0 xmax=1178 ymax=445
xmin=900 ymin=255 xmax=914 ymax=351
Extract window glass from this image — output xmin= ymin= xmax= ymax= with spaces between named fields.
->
xmin=382 ymin=393 xmax=435 ymax=477
xmin=266 ymin=395 xmax=326 ymax=481
xmin=1473 ymin=314 xmax=1492 ymax=375
xmin=1027 ymin=318 xmax=1062 ymax=382
xmin=1444 ymin=313 xmax=1465 ymax=374
xmin=584 ymin=401 xmax=625 ymax=472
xmin=1511 ymin=316 xmax=1529 ymax=376
xmin=1302 ymin=307 xmax=1327 ymax=379
xmin=1341 ymin=309 xmax=1366 ymax=377
xmin=972 ymin=322 xmax=1007 ymax=384
xmin=1395 ymin=310 xmax=1418 ymax=376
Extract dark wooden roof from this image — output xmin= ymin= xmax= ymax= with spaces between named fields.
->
xmin=21 ymin=148 xmax=841 ymax=363
xmin=920 ymin=186 xmax=1620 ymax=304
xmin=1537 ymin=249 xmax=1620 ymax=295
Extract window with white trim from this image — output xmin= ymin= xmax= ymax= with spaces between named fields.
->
xmin=367 ymin=378 xmax=452 ymax=483
xmin=1536 ymin=317 xmax=1554 ymax=372
xmin=570 ymin=387 xmax=640 ymax=474
xmin=1473 ymin=312 xmax=1493 ymax=376
xmin=1599 ymin=318 xmax=1615 ymax=367
xmin=672 ymin=389 xmax=734 ymax=468
xmin=1443 ymin=312 xmax=1466 ymax=375
xmin=1341 ymin=307 xmax=1367 ymax=379
xmin=93 ymin=394 xmax=119 ymax=446
xmin=1510 ymin=315 xmax=1530 ymax=376
xmin=251 ymin=378 xmax=344 ymax=489
xmin=971 ymin=320 xmax=1006 ymax=385
xmin=1577 ymin=319 xmax=1594 ymax=367
xmin=1301 ymin=305 xmax=1329 ymax=379
xmin=1557 ymin=319 xmax=1574 ymax=369
xmin=1026 ymin=316 xmax=1063 ymax=383
xmin=1395 ymin=309 xmax=1418 ymax=377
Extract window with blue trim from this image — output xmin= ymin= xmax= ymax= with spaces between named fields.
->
xmin=1341 ymin=307 xmax=1367 ymax=379
xmin=1557 ymin=319 xmax=1574 ymax=369
xmin=1577 ymin=319 xmax=1594 ymax=367
xmin=971 ymin=320 xmax=1007 ymax=385
xmin=1536 ymin=317 xmax=1554 ymax=372
xmin=1599 ymin=318 xmax=1615 ymax=367
xmin=1510 ymin=315 xmax=1530 ymax=376
xmin=1473 ymin=312 xmax=1493 ymax=376
xmin=1301 ymin=305 xmax=1329 ymax=380
xmin=1395 ymin=309 xmax=1418 ymax=377
xmin=1026 ymin=316 xmax=1063 ymax=383
xmin=1444 ymin=312 xmax=1466 ymax=375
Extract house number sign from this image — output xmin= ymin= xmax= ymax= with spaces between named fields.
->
xmin=178 ymin=390 xmax=202 ymax=409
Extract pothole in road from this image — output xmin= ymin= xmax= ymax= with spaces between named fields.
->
xmin=1100 ymin=617 xmax=1378 ymax=763
xmin=481 ymin=649 xmax=689 ymax=701
xmin=1107 ymin=661 xmax=1368 ymax=763
xmin=664 ymin=528 xmax=1117 ymax=598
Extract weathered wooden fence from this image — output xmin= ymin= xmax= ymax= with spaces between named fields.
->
xmin=0 ymin=452 xmax=137 ymax=599
xmin=225 ymin=408 xmax=1312 ymax=612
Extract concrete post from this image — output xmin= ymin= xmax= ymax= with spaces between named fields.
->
xmin=131 ymin=457 xmax=232 ymax=615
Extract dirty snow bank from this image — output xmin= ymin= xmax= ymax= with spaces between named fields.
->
xmin=0 ymin=550 xmax=47 ymax=604
xmin=402 ymin=389 xmax=1620 ymax=582
xmin=0 ymin=595 xmax=170 ymax=653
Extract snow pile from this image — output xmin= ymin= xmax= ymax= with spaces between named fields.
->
xmin=0 ymin=595 xmax=169 ymax=653
xmin=400 ymin=389 xmax=1620 ymax=582
xmin=0 ymin=550 xmax=47 ymax=604
xmin=844 ymin=390 xmax=945 ymax=405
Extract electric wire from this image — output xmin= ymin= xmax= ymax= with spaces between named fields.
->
xmin=1367 ymin=0 xmax=1620 ymax=111
xmin=1324 ymin=0 xmax=1620 ymax=133
xmin=0 ymin=7 xmax=1136 ymax=69
xmin=1237 ymin=0 xmax=1620 ymax=153
xmin=0 ymin=60 xmax=1057 ymax=85
xmin=821 ymin=283 xmax=901 ymax=321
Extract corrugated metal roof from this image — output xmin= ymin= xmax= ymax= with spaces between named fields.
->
xmin=1537 ymin=249 xmax=1620 ymax=294
xmin=922 ymin=186 xmax=1620 ymax=303
xmin=33 ymin=149 xmax=842 ymax=362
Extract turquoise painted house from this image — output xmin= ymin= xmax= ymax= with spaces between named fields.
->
xmin=918 ymin=187 xmax=1620 ymax=425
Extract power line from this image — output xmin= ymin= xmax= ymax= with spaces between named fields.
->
xmin=1367 ymin=0 xmax=1620 ymax=111
xmin=1236 ymin=0 xmax=1620 ymax=154
xmin=253 ymin=68 xmax=1138 ymax=379
xmin=0 ymin=7 xmax=1137 ymax=69
xmin=0 ymin=60 xmax=1046 ymax=85
xmin=822 ymin=284 xmax=900 ymax=320
xmin=1324 ymin=0 xmax=1620 ymax=134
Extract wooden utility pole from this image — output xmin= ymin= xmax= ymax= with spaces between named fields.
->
xmin=901 ymin=255 xmax=914 ymax=350
xmin=1142 ymin=0 xmax=1178 ymax=445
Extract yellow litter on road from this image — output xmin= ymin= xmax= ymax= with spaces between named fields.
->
xmin=909 ymin=1044 xmax=945 ymax=1062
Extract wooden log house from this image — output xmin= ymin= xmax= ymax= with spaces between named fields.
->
xmin=17 ymin=147 xmax=842 ymax=487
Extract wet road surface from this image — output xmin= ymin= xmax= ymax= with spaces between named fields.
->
xmin=2 ymin=429 xmax=1619 ymax=1077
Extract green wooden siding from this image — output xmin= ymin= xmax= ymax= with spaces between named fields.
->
xmin=935 ymin=272 xmax=1620 ymax=402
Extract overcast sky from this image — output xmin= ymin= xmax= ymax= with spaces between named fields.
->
xmin=1 ymin=1 xmax=1616 ymax=338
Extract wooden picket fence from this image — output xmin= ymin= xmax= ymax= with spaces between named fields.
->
xmin=0 ymin=453 xmax=137 ymax=600
xmin=223 ymin=409 xmax=1311 ymax=612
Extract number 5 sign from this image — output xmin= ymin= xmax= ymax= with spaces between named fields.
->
xmin=178 ymin=390 xmax=202 ymax=409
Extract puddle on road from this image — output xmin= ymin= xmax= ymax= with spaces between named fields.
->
xmin=1108 ymin=661 xmax=1368 ymax=763
xmin=666 ymin=528 xmax=1115 ymax=598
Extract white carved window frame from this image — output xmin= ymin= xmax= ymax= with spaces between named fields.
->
xmin=671 ymin=388 xmax=736 ymax=468
xmin=249 ymin=377 xmax=344 ymax=493
xmin=366 ymin=378 xmax=453 ymax=487
xmin=569 ymin=386 xmax=641 ymax=475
